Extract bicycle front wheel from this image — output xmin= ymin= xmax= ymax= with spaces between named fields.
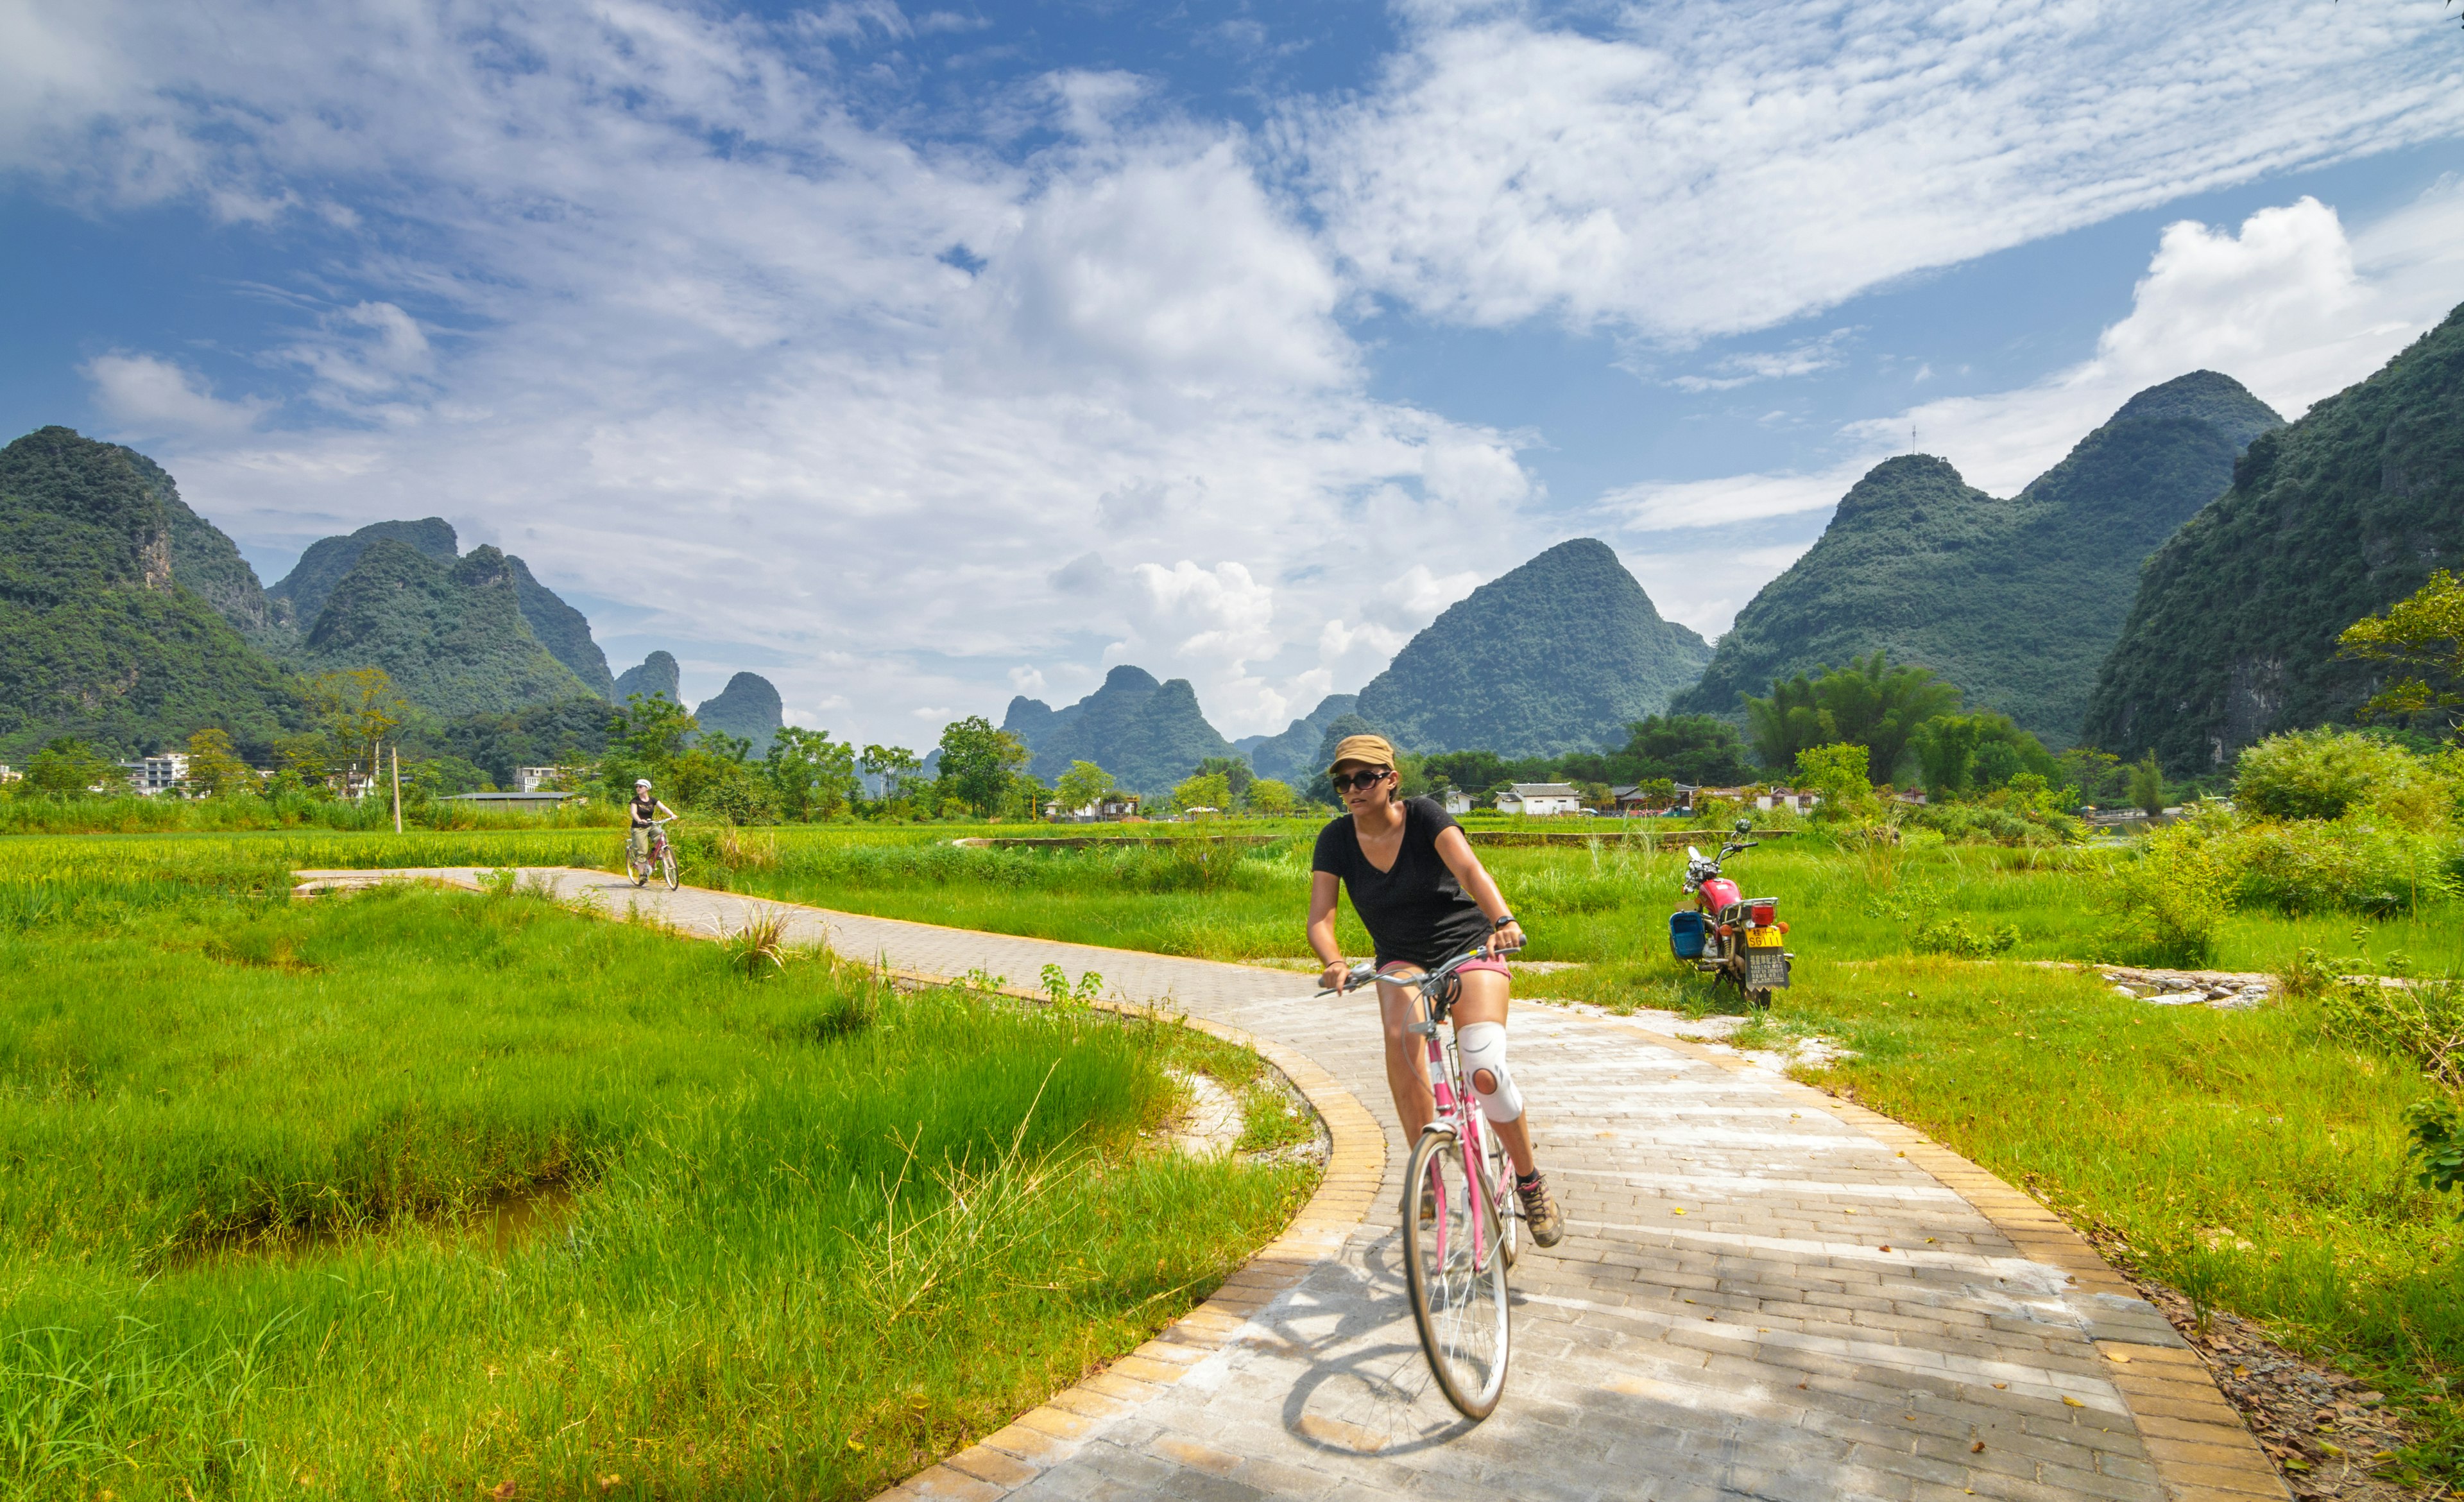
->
xmin=1480 ymin=1119 xmax=1519 ymax=1269
xmin=1402 ymin=1128 xmax=1511 ymax=1419
xmin=660 ymin=847 xmax=678 ymax=891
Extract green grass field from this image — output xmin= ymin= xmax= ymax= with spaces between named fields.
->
xmin=0 ymin=867 xmax=1313 ymax=1500
xmin=9 ymin=820 xmax=2463 ymax=1481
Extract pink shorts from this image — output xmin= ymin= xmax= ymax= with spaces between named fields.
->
xmin=1378 ymin=956 xmax=1511 ymax=980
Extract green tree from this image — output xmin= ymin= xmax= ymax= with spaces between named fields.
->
xmin=860 ymin=744 xmax=923 ymax=806
xmin=1611 ymin=714 xmax=1755 ymax=786
xmin=2128 ymin=752 xmax=2168 ymax=818
xmin=182 ymin=728 xmax=257 ymax=798
xmin=24 ymin=738 xmax=120 ymax=796
xmin=935 ymin=716 xmax=1030 ymax=816
xmin=2056 ymin=747 xmax=2125 ymax=807
xmin=1795 ymin=742 xmax=1878 ymax=818
xmin=305 ymin=668 xmax=406 ymax=786
xmin=1423 ymin=749 xmax=1512 ymax=795
xmin=1193 ymin=755 xmax=1254 ymax=804
xmin=1248 ymin=777 xmax=1296 ymax=816
xmin=1911 ymin=712 xmax=2056 ymax=798
xmin=603 ymin=693 xmax=699 ymax=793
xmin=2340 ymin=569 xmax=2464 ymax=734
xmin=1054 ymin=760 xmax=1115 ymax=815
xmin=1745 ymin=652 xmax=1961 ymax=779
xmin=766 ymin=727 xmax=860 ymax=820
xmin=1173 ymin=771 xmax=1233 ymax=813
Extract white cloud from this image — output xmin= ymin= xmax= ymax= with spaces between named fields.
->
xmin=1298 ymin=0 xmax=2464 ymax=337
xmin=1599 ymin=182 xmax=2464 ymax=637
xmin=80 ymin=353 xmax=269 ymax=435
xmin=1007 ymin=666 xmax=1047 ymax=695
xmin=10 ymin=0 xmax=1540 ymax=743
xmin=1847 ymin=184 xmax=2464 ymax=495
xmin=1669 ymin=329 xmax=1855 ymax=393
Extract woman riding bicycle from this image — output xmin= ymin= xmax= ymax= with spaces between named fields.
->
xmin=1307 ymin=734 xmax=1563 ymax=1247
xmin=628 ymin=778 xmax=677 ymax=866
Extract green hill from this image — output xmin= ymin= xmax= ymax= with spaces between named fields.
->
xmin=1236 ymin=693 xmax=1357 ymax=784
xmin=615 ymin=652 xmax=681 ymax=703
xmin=1673 ymin=372 xmax=2282 ymax=746
xmin=296 ymin=540 xmax=592 ymax=717
xmin=270 ymin=517 xmax=458 ymax=626
xmin=119 ymin=447 xmax=288 ymax=647
xmin=0 ymin=427 xmax=299 ymax=757
xmin=1002 ymin=665 xmax=1236 ymax=794
xmin=268 ymin=518 xmax=613 ymax=696
xmin=2084 ymin=304 xmax=2464 ymax=771
xmin=1352 ymin=539 xmax=1711 ymax=756
xmin=694 ymin=672 xmax=783 ymax=756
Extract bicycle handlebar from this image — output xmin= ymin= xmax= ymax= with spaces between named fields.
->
xmin=1313 ymin=942 xmax=1526 ymax=997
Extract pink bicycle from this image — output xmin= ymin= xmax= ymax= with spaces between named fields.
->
xmin=1326 ymin=944 xmax=1522 ymax=1418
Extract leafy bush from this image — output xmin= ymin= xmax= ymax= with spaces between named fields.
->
xmin=2230 ymin=817 xmax=2456 ymax=917
xmin=1912 ymin=916 xmax=2019 ymax=957
xmin=2324 ymin=978 xmax=2464 ymax=1091
xmin=2103 ymin=816 xmax=2238 ymax=965
xmin=2235 ymin=727 xmax=2428 ymax=822
xmin=2408 ymin=1098 xmax=2463 ymax=1214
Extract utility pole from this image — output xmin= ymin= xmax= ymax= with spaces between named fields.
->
xmin=391 ymin=743 xmax=402 ymax=834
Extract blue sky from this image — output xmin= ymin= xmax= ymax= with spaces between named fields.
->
xmin=4 ymin=0 xmax=2462 ymax=747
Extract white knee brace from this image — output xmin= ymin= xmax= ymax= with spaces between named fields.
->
xmin=1455 ymin=1021 xmax=1524 ymax=1124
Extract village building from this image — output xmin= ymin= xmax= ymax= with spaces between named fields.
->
xmin=515 ymin=766 xmax=564 ymax=793
xmin=120 ymin=752 xmax=189 ymax=796
xmin=1495 ymin=782 xmax=1583 ymax=816
xmin=1439 ymin=787 xmax=1473 ymax=816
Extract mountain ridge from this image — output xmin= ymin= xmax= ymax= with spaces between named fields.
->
xmin=1672 ymin=371 xmax=2283 ymax=745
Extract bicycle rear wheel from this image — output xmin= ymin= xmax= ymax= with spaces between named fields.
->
xmin=1402 ymin=1127 xmax=1511 ymax=1419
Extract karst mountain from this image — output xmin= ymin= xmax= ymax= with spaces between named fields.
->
xmin=2085 ymin=302 xmax=2464 ymax=770
xmin=1353 ymin=538 xmax=1711 ymax=757
xmin=1672 ymin=372 xmax=2284 ymax=746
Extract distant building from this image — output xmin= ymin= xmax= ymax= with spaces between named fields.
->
xmin=515 ymin=766 xmax=563 ymax=793
xmin=121 ymin=753 xmax=190 ymax=797
xmin=1045 ymin=792 xmax=1143 ymax=823
xmin=1439 ymin=788 xmax=1473 ymax=816
xmin=1613 ymin=784 xmax=1676 ymax=815
xmin=1496 ymin=782 xmax=1582 ymax=817
xmin=0 ymin=764 xmax=18 ymax=784
xmin=1754 ymin=787 xmax=1822 ymax=814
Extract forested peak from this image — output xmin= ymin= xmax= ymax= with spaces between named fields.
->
xmin=615 ymin=651 xmax=681 ymax=703
xmin=2107 ymin=370 xmax=2282 ymax=448
xmin=270 ymin=516 xmax=459 ymax=623
xmin=1829 ymin=455 xmax=1990 ymax=526
xmin=451 ymin=544 xmax=520 ymax=591
xmin=0 ymin=425 xmax=173 ymax=591
xmin=1099 ymin=664 xmax=1161 ymax=693
xmin=1355 ymin=536 xmax=1709 ymax=755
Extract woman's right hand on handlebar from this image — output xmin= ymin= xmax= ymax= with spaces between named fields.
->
xmin=1319 ymin=958 xmax=1352 ymax=993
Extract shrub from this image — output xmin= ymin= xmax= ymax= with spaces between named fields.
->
xmin=2229 ymin=818 xmax=2456 ymax=917
xmin=2103 ymin=817 xmax=2238 ymax=965
xmin=2234 ymin=727 xmax=2424 ymax=822
xmin=1912 ymin=916 xmax=2019 ymax=958
xmin=2324 ymin=978 xmax=2464 ymax=1091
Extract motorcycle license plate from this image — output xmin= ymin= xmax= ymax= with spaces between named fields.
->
xmin=1745 ymin=952 xmax=1791 ymax=988
xmin=1746 ymin=927 xmax=1783 ymax=948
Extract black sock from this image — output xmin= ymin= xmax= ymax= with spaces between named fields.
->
xmin=1516 ymin=1170 xmax=1542 ymax=1192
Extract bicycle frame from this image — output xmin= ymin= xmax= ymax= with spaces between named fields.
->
xmin=1407 ymin=981 xmax=1502 ymax=1273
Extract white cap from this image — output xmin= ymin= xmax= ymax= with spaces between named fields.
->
xmin=635 ymin=778 xmax=652 ymax=788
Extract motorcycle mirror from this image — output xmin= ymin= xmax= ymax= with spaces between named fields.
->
xmin=1733 ymin=816 xmax=1752 ymax=834
xmin=1685 ymin=845 xmax=1704 ymax=861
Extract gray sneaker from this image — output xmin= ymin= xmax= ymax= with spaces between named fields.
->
xmin=1517 ymin=1173 xmax=1564 ymax=1248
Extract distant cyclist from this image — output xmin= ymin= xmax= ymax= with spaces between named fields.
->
xmin=1306 ymin=734 xmax=1563 ymax=1247
xmin=628 ymin=778 xmax=677 ymax=867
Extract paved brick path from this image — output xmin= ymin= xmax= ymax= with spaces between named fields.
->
xmin=298 ymin=868 xmax=2284 ymax=1501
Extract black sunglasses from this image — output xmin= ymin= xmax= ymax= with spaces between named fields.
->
xmin=1330 ymin=768 xmax=1392 ymax=794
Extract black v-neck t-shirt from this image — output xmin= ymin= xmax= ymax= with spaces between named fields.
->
xmin=1312 ymin=797 xmax=1491 ymax=968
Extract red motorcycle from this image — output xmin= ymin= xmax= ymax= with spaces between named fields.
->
xmin=1668 ymin=818 xmax=1792 ymax=1010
